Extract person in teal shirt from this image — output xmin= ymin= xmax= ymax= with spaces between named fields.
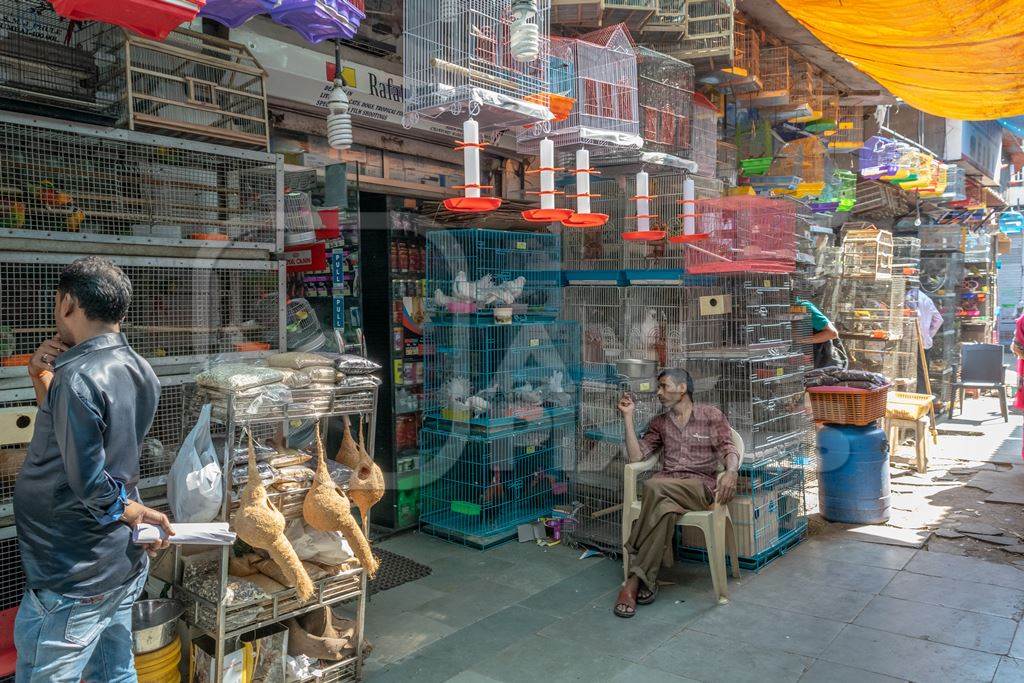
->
xmin=796 ymin=298 xmax=841 ymax=368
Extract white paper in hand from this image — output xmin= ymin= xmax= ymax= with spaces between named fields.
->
xmin=132 ymin=522 xmax=236 ymax=546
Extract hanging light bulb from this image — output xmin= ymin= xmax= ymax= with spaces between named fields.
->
xmin=510 ymin=0 xmax=539 ymax=63
xmin=326 ymin=79 xmax=353 ymax=151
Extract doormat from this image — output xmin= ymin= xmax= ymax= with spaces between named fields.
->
xmin=368 ymin=547 xmax=432 ymax=595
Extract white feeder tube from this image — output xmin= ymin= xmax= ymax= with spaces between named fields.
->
xmin=464 ymin=119 xmax=481 ymax=199
xmin=575 ymin=149 xmax=591 ymax=214
xmin=637 ymin=171 xmax=650 ymax=232
xmin=683 ymin=175 xmax=695 ymax=235
xmin=540 ymin=138 xmax=555 ymax=210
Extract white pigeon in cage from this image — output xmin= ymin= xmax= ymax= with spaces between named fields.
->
xmin=495 ymin=276 xmax=527 ymax=305
xmin=453 ymin=271 xmax=477 ymax=301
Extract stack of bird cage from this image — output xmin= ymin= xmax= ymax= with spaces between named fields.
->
xmin=893 ymin=236 xmax=921 ymax=283
xmin=670 ymin=272 xmax=813 ymax=568
xmin=841 ymin=224 xmax=894 ymax=281
xmin=662 ymin=0 xmax=734 ymax=63
xmin=684 ymin=195 xmax=797 ymax=275
xmin=561 ymin=177 xmax=627 ymax=284
xmin=420 ymin=228 xmax=580 ymax=547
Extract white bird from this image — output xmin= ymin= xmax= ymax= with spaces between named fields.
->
xmin=494 ymin=276 xmax=526 ymax=306
xmin=513 ymin=381 xmax=543 ymax=405
xmin=547 ymin=370 xmax=564 ymax=395
xmin=465 ymin=395 xmax=490 ymax=416
xmin=639 ymin=307 xmax=661 ymax=361
xmin=434 ymin=288 xmax=454 ymax=306
xmin=453 ymin=271 xmax=476 ymax=301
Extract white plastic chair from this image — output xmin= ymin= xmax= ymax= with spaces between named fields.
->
xmin=621 ymin=429 xmax=743 ymax=605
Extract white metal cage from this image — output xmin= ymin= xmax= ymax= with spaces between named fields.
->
xmin=0 ymin=252 xmax=284 ymax=378
xmin=666 ymin=0 xmax=734 ymax=62
xmin=0 ymin=111 xmax=282 ymax=251
xmin=842 ymin=225 xmax=894 ymax=280
xmin=833 ymin=275 xmax=907 ymax=342
xmin=563 ymin=286 xmax=625 ymax=374
xmin=403 ymin=0 xmax=553 ymax=130
xmin=692 ymin=93 xmax=718 ymax=176
xmin=518 ymin=25 xmax=640 ymax=154
xmin=636 ymin=46 xmax=693 ymax=159
xmin=561 ymin=176 xmax=626 ymax=277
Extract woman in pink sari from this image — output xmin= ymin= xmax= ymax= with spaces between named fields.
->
xmin=1014 ymin=312 xmax=1024 ymax=459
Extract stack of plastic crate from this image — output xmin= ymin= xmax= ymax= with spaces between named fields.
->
xmin=420 ymin=229 xmax=580 ymax=547
xmin=670 ymin=273 xmax=814 ymax=568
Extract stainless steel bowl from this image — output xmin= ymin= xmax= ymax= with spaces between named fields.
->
xmin=131 ymin=599 xmax=183 ymax=655
xmin=615 ymin=358 xmax=656 ymax=380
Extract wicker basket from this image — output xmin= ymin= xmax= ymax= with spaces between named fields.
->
xmin=807 ymin=384 xmax=891 ymax=426
xmin=886 ymin=391 xmax=932 ymax=421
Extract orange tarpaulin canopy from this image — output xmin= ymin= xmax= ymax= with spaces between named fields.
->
xmin=775 ymin=0 xmax=1024 ymax=120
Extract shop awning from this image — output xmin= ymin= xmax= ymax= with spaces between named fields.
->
xmin=776 ymin=0 xmax=1024 ymax=120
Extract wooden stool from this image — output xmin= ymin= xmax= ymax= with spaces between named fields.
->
xmin=885 ymin=415 xmax=929 ymax=473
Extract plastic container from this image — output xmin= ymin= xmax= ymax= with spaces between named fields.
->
xmin=818 ymin=423 xmax=891 ymax=524
xmin=807 ymin=384 xmax=891 ymax=426
xmin=886 ymin=392 xmax=932 ymax=420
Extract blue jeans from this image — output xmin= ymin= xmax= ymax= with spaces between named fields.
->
xmin=14 ymin=571 xmax=146 ymax=683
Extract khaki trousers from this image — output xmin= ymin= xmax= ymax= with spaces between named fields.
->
xmin=625 ymin=477 xmax=711 ymax=590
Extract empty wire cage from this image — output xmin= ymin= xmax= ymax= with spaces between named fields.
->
xmin=426 ymin=228 xmax=562 ymax=320
xmin=732 ymin=12 xmax=760 ymax=80
xmin=0 ymin=0 xmax=125 ymax=124
xmin=404 ymin=0 xmax=552 ymax=130
xmin=636 ymin=46 xmax=693 ymax=159
xmin=422 ymin=320 xmax=580 ymax=429
xmin=841 ymin=225 xmax=894 ymax=280
xmin=518 ymin=25 xmax=640 ymax=155
xmin=0 ymin=112 xmax=281 ymax=248
xmin=561 ymin=177 xmax=626 ymax=281
xmin=691 ymin=93 xmax=718 ymax=176
xmin=686 ymin=196 xmax=797 ymax=274
xmin=562 ymin=286 xmax=625 ymax=377
xmin=419 ymin=418 xmax=573 ymax=544
xmin=126 ymin=29 xmax=270 ymax=149
xmin=0 ymin=252 xmax=284 ymax=376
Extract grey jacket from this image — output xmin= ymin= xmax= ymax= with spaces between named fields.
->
xmin=14 ymin=333 xmax=160 ymax=598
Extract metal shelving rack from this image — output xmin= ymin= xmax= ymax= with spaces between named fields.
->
xmin=171 ymin=384 xmax=378 ymax=683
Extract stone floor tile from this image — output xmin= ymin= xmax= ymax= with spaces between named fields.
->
xmin=642 ymin=628 xmax=812 ymax=682
xmin=688 ymin=599 xmax=847 ymax=657
xmin=538 ymin=599 xmax=680 ymax=662
xmin=798 ymin=659 xmax=905 ymax=683
xmin=905 ymin=550 xmax=1024 ymax=590
xmin=794 ymin=535 xmax=918 ymax=570
xmin=993 ymin=657 xmax=1024 ymax=683
xmin=469 ymin=634 xmax=633 ymax=683
xmin=881 ymin=572 xmax=1024 ymax=620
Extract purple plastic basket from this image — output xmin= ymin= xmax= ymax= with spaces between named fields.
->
xmin=200 ymin=0 xmax=277 ymax=28
xmin=270 ymin=0 xmax=366 ymax=42
xmin=858 ymin=136 xmax=900 ymax=179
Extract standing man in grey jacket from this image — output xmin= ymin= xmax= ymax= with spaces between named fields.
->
xmin=14 ymin=257 xmax=173 ymax=682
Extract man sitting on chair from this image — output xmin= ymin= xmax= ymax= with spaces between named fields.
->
xmin=614 ymin=368 xmax=740 ymax=618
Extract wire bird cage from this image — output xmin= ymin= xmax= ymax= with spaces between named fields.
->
xmin=841 ymin=225 xmax=894 ymax=280
xmin=562 ymin=286 xmax=625 ymax=377
xmin=665 ymin=0 xmax=734 ymax=62
xmin=126 ymin=29 xmax=269 ymax=150
xmin=964 ymin=231 xmax=993 ymax=263
xmin=891 ymin=316 xmax=919 ymax=389
xmin=716 ymin=141 xmax=738 ymax=186
xmin=419 ymin=418 xmax=573 ymax=544
xmin=731 ymin=12 xmax=760 ymax=80
xmin=0 ymin=252 xmax=283 ymax=377
xmin=283 ymin=191 xmax=319 ymax=245
xmin=518 ymin=25 xmax=639 ymax=155
xmin=621 ymin=174 xmax=723 ymax=280
xmin=833 ymin=275 xmax=907 ymax=343
xmin=829 ymin=106 xmax=865 ymax=152
xmin=425 ymin=228 xmax=561 ymax=321
xmin=893 ymin=236 xmax=921 ymax=280
xmin=787 ymin=60 xmax=823 ymax=120
xmin=0 ymin=112 xmax=281 ymax=248
xmin=635 ymin=46 xmax=693 ymax=159
xmin=422 ymin=320 xmax=579 ymax=429
xmin=691 ymin=93 xmax=718 ymax=176
xmin=769 ymin=136 xmax=831 ymax=197
xmin=755 ymin=45 xmax=790 ymax=101
xmin=638 ymin=0 xmax=686 ymax=41
xmin=622 ymin=285 xmax=687 ymax=368
xmin=685 ymin=196 xmax=797 ymax=275
xmin=403 ymin=0 xmax=552 ymax=130
xmin=561 ymin=177 xmax=626 ymax=282
xmin=0 ymin=0 xmax=125 ymax=124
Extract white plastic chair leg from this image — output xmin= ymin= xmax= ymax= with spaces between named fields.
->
xmin=725 ymin=516 xmax=740 ymax=579
xmin=706 ymin=514 xmax=729 ymax=605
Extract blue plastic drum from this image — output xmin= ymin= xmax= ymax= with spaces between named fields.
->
xmin=817 ymin=423 xmax=891 ymax=524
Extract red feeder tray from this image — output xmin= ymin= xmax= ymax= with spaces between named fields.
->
xmin=669 ymin=233 xmax=710 ymax=243
xmin=522 ymin=208 xmax=575 ymax=223
xmin=444 ymin=197 xmax=502 ymax=213
xmin=622 ymin=231 xmax=666 ymax=242
xmin=561 ymin=212 xmax=608 ymax=228
xmin=51 ymin=0 xmax=204 ymax=40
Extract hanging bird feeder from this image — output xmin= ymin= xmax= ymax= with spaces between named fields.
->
xmin=50 ymin=0 xmax=204 ymax=40
xmin=522 ymin=138 xmax=574 ymax=223
xmin=445 ymin=119 xmax=502 ymax=214
xmin=561 ymin=148 xmax=608 ymax=228
xmin=669 ymin=175 xmax=708 ymax=243
xmin=622 ymin=171 xmax=664 ymax=241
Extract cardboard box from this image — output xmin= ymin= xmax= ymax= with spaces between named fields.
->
xmin=681 ymin=490 xmax=779 ymax=558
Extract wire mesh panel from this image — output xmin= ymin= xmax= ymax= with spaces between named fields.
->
xmin=920 ymin=251 xmax=964 ymax=297
xmin=126 ymin=29 xmax=270 ymax=150
xmin=419 ymin=418 xmax=573 ymax=543
xmin=563 ymin=286 xmax=625 ymax=377
xmin=0 ymin=532 xmax=24 ymax=612
xmin=758 ymin=45 xmax=790 ymax=94
xmin=422 ymin=320 xmax=580 ymax=430
xmin=833 ymin=276 xmax=907 ymax=342
xmin=686 ymin=196 xmax=797 ymax=274
xmin=893 ymin=236 xmax=921 ymax=281
xmin=716 ymin=141 xmax=737 ymax=186
xmin=0 ymin=112 xmax=281 ymax=249
xmin=518 ymin=26 xmax=640 ymax=154
xmin=639 ymin=0 xmax=686 ymax=40
xmin=732 ymin=12 xmax=760 ymax=79
xmin=0 ymin=0 xmax=125 ymax=124
xmin=561 ymin=177 xmax=626 ymax=281
xmin=0 ymin=253 xmax=284 ymax=377
xmin=691 ymin=93 xmax=718 ymax=176
xmin=426 ymin=228 xmax=561 ymax=321
xmin=668 ymin=0 xmax=734 ymax=61
xmin=841 ymin=225 xmax=894 ymax=280
xmin=622 ymin=285 xmax=686 ymax=368
xmin=891 ymin=316 xmax=919 ymax=389
xmin=636 ymin=46 xmax=693 ymax=159
xmin=403 ymin=0 xmax=552 ymax=130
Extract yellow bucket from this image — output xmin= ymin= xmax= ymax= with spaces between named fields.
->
xmin=136 ymin=637 xmax=181 ymax=683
